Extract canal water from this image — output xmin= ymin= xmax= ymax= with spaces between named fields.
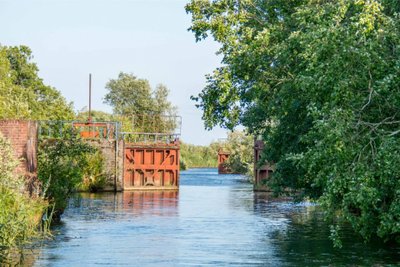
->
xmin=21 ymin=169 xmax=400 ymax=265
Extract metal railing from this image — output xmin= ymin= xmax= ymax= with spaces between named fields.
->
xmin=38 ymin=119 xmax=181 ymax=145
xmin=121 ymin=132 xmax=180 ymax=144
xmin=38 ymin=121 xmax=120 ymax=140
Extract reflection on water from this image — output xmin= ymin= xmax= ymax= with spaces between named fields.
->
xmin=2 ymin=168 xmax=399 ymax=266
xmin=122 ymin=191 xmax=179 ymax=217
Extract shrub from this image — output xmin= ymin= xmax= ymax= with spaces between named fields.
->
xmin=38 ymin=132 xmax=95 ymax=219
xmin=0 ymin=186 xmax=46 ymax=249
xmin=0 ymin=133 xmax=47 ymax=249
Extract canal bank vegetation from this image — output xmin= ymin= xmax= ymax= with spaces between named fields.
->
xmin=0 ymin=133 xmax=48 ymax=250
xmin=38 ymin=133 xmax=99 ymax=220
xmin=187 ymin=1 xmax=400 ymax=246
xmin=0 ymin=44 xmax=75 ymax=251
xmin=0 ymin=44 xmax=107 ymax=250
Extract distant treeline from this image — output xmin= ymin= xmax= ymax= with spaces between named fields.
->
xmin=180 ymin=131 xmax=254 ymax=174
xmin=180 ymin=141 xmax=218 ymax=169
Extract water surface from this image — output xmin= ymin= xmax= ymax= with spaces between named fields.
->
xmin=28 ymin=168 xmax=400 ymax=266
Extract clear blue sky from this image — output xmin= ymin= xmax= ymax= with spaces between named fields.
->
xmin=0 ymin=0 xmax=229 ymax=145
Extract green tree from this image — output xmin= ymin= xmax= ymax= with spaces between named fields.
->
xmin=104 ymin=72 xmax=178 ymax=132
xmin=186 ymin=0 xmax=400 ymax=245
xmin=0 ymin=45 xmax=74 ymax=121
xmin=180 ymin=141 xmax=219 ymax=168
xmin=104 ymin=72 xmax=154 ymax=116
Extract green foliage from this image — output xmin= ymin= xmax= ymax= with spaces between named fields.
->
xmin=104 ymin=72 xmax=154 ymax=116
xmin=38 ymin=132 xmax=96 ymax=216
xmin=104 ymin=72 xmax=178 ymax=132
xmin=0 ymin=133 xmax=47 ymax=249
xmin=0 ymin=45 xmax=74 ymax=121
xmin=80 ymin=151 xmax=107 ymax=192
xmin=0 ymin=186 xmax=46 ymax=249
xmin=0 ymin=133 xmax=22 ymax=191
xmin=180 ymin=141 xmax=218 ymax=168
xmin=180 ymin=158 xmax=188 ymax=170
xmin=187 ymin=0 xmax=400 ymax=244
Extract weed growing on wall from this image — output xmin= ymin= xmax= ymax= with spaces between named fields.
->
xmin=80 ymin=151 xmax=107 ymax=192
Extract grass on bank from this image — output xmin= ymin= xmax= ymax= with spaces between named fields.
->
xmin=0 ymin=133 xmax=48 ymax=250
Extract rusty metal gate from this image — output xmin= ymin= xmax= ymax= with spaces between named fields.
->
xmin=123 ymin=133 xmax=180 ymax=190
xmin=254 ymin=139 xmax=274 ymax=191
xmin=218 ymin=148 xmax=231 ymax=174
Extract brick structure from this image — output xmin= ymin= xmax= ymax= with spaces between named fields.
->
xmin=0 ymin=120 xmax=38 ymax=192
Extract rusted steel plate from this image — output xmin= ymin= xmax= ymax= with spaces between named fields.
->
xmin=123 ymin=143 xmax=179 ymax=190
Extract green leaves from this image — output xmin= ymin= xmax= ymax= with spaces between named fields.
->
xmin=38 ymin=133 xmax=96 ymax=213
xmin=104 ymin=72 xmax=178 ymax=132
xmin=187 ymin=0 xmax=400 ymax=244
xmin=0 ymin=133 xmax=21 ymax=191
xmin=0 ymin=45 xmax=74 ymax=121
xmin=104 ymin=72 xmax=154 ymax=116
xmin=180 ymin=141 xmax=219 ymax=168
xmin=0 ymin=134 xmax=47 ymax=249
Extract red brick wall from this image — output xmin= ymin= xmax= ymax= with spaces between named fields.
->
xmin=0 ymin=120 xmax=38 ymax=177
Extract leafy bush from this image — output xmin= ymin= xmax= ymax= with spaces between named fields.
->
xmin=0 ymin=133 xmax=47 ymax=249
xmin=0 ymin=186 xmax=46 ymax=249
xmin=38 ymin=132 xmax=95 ymax=218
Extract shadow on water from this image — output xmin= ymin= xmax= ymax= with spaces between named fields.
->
xmin=4 ymin=168 xmax=400 ymax=266
xmin=253 ymin=192 xmax=400 ymax=266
